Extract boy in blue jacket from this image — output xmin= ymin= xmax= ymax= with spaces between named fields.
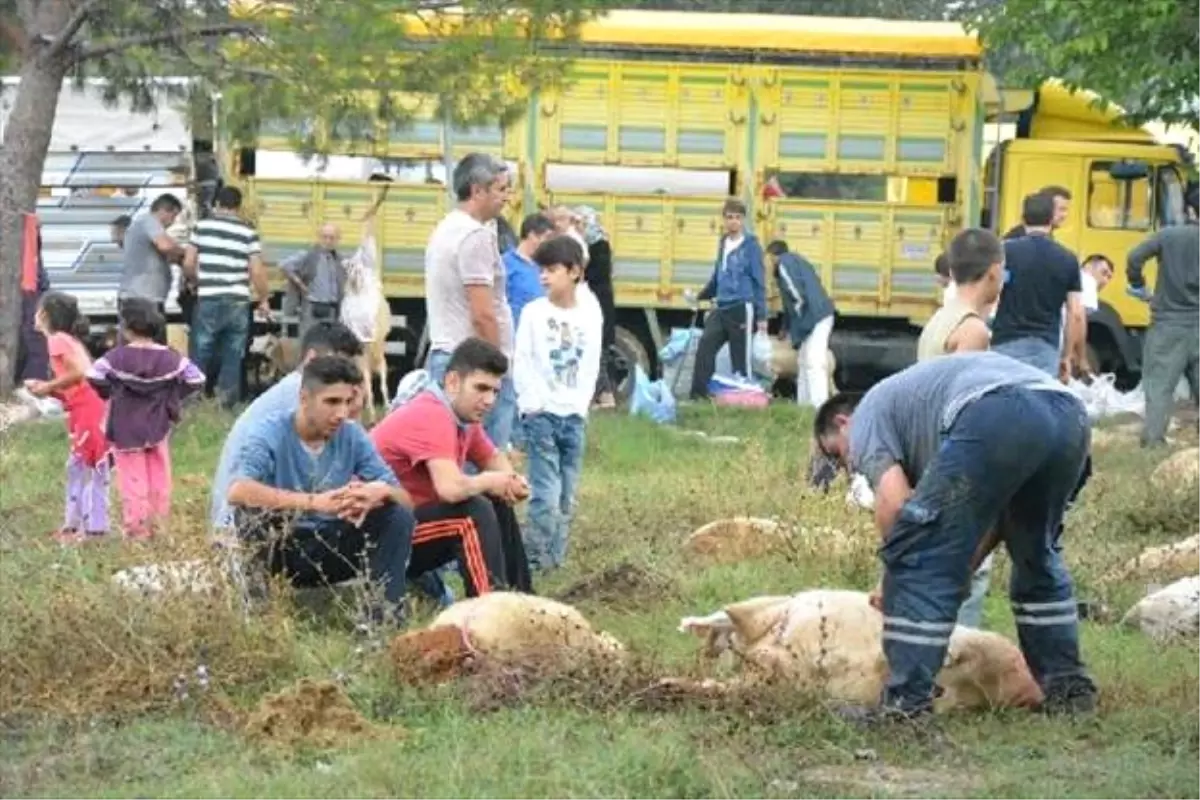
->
xmin=767 ymin=240 xmax=836 ymax=408
xmin=690 ymin=198 xmax=767 ymax=399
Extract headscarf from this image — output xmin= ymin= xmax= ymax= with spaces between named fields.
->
xmin=575 ymin=205 xmax=607 ymax=245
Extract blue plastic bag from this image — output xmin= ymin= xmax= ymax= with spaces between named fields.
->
xmin=629 ymin=364 xmax=677 ymax=425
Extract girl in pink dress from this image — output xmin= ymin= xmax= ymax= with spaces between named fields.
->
xmin=25 ymin=292 xmax=112 ymax=543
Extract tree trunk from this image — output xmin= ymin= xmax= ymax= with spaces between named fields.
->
xmin=0 ymin=43 xmax=70 ymax=396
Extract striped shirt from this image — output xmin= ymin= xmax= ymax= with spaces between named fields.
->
xmin=192 ymin=213 xmax=261 ymax=300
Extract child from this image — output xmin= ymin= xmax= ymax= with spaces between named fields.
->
xmin=917 ymin=229 xmax=1004 ymax=361
xmin=25 ymin=292 xmax=112 ymax=543
xmin=512 ymin=235 xmax=602 ymax=571
xmin=916 ymin=228 xmax=1005 ymax=630
xmin=87 ymin=298 xmax=205 ymax=538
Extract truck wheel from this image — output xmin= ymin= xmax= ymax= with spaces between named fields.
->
xmin=610 ymin=325 xmax=651 ymax=404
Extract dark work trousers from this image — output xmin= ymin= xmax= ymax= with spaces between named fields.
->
xmin=690 ymin=303 xmax=752 ymax=399
xmin=237 ymin=504 xmax=414 ymax=606
xmin=412 ymin=495 xmax=531 ymax=596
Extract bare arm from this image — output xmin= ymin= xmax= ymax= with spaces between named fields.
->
xmin=465 ymin=285 xmax=501 ymax=347
xmin=945 ymin=316 xmax=991 ymax=353
xmin=1062 ymin=291 xmax=1086 ymax=368
xmin=249 ymin=253 xmax=269 ymax=301
xmin=182 ymin=244 xmax=199 ymax=284
xmin=42 ymin=347 xmax=90 ymax=394
xmin=481 ymin=449 xmax=516 ymax=474
xmin=426 ymin=458 xmax=511 ymax=505
xmin=153 ymin=232 xmax=185 ymax=263
xmin=228 ymin=479 xmax=323 ymax=513
xmin=873 ymin=464 xmax=913 ymax=542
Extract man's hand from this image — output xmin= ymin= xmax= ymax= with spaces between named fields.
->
xmin=1058 ymin=357 xmax=1074 ymax=385
xmin=307 ymin=491 xmax=344 ymax=516
xmin=756 ymin=320 xmax=768 ymax=334
xmin=481 ymin=470 xmax=521 ymax=500
xmin=501 ymin=473 xmax=530 ymax=504
xmin=332 ymin=479 xmax=391 ymax=523
xmin=868 ymin=579 xmax=883 ymax=613
xmin=23 ymin=379 xmax=50 ymax=398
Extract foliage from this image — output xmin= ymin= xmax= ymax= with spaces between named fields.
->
xmin=619 ymin=0 xmax=954 ymax=18
xmin=960 ymin=0 xmax=1200 ymax=130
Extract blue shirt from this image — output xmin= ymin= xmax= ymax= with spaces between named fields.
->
xmin=231 ymin=410 xmax=398 ymax=528
xmin=503 ymin=248 xmax=544 ymax=327
xmin=210 ymin=371 xmax=303 ymax=528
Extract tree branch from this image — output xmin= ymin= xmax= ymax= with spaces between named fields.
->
xmin=48 ymin=0 xmax=106 ymax=58
xmin=76 ymin=22 xmax=261 ymax=62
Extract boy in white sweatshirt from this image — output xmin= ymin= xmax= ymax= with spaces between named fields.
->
xmin=512 ymin=235 xmax=603 ymax=571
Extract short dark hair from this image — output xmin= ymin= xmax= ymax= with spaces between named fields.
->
xmin=519 ymin=213 xmax=556 ymax=240
xmin=119 ymin=297 xmax=165 ymax=340
xmin=1039 ymin=185 xmax=1072 ymax=201
xmin=532 ymin=235 xmax=584 ymax=272
xmin=39 ymin=291 xmax=90 ymax=340
xmin=1022 ymin=192 xmax=1055 ymax=227
xmin=112 ymin=214 xmax=132 ymax=230
xmin=149 ymin=193 xmax=183 ymax=214
xmin=299 ymin=320 xmax=364 ymax=359
xmin=214 ymin=186 xmax=243 ymax=210
xmin=813 ymin=392 xmax=862 ymax=440
xmin=934 ymin=252 xmax=951 ymax=279
xmin=722 ymin=198 xmax=747 ymax=217
xmin=947 ymin=228 xmax=1003 ymax=285
xmin=766 ymin=240 xmax=790 ymax=257
xmin=301 ymin=354 xmax=362 ymax=393
xmin=446 ymin=337 xmax=508 ymax=379
xmin=1082 ymin=253 xmax=1113 ymax=270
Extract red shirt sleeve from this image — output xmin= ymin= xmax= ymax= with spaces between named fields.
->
xmin=465 ymin=424 xmax=497 ymax=468
xmin=373 ymin=399 xmax=460 ymax=466
xmin=46 ymin=332 xmax=72 ymax=359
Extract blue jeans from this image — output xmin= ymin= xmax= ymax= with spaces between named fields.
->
xmin=879 ymin=385 xmax=1095 ymax=714
xmin=191 ymin=297 xmax=251 ymax=407
xmin=523 ymin=412 xmax=586 ymax=570
xmin=993 ymin=337 xmax=1060 ymax=376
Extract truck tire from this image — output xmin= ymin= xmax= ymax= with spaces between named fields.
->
xmin=611 ymin=325 xmax=651 ymax=404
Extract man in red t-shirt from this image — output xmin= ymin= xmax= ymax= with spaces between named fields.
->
xmin=371 ymin=337 xmax=531 ymax=596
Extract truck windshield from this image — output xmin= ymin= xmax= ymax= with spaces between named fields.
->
xmin=1157 ymin=166 xmax=1186 ymax=227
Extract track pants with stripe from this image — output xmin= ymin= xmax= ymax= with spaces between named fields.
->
xmin=412 ymin=496 xmax=510 ymax=597
xmin=879 ymin=385 xmax=1097 ymax=714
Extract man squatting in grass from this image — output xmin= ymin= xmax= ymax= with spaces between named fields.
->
xmin=371 ymin=337 xmax=533 ymax=596
xmin=226 ymin=355 xmax=416 ymax=626
xmin=512 ymin=235 xmax=603 ymax=572
xmin=813 ymin=350 xmax=1098 ymax=723
xmin=915 ymin=228 xmax=1005 ymax=630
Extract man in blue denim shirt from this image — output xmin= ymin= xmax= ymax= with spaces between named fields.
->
xmin=812 ymin=351 xmax=1098 ymax=722
xmin=690 ymin=198 xmax=767 ymax=399
xmin=503 ymin=213 xmax=556 ymax=329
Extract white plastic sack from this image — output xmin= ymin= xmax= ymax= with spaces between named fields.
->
xmin=715 ymin=331 xmax=775 ymax=385
xmin=390 ymin=369 xmax=432 ymax=411
xmin=1122 ymin=576 xmax=1200 ymax=642
xmin=847 ymin=474 xmax=875 ymax=511
xmin=1068 ymin=373 xmax=1144 ymax=420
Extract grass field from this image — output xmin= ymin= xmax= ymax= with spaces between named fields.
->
xmin=1 ymin=400 xmax=1198 ymax=799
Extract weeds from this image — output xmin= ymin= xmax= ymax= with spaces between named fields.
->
xmin=0 ymin=401 xmax=1197 ymax=797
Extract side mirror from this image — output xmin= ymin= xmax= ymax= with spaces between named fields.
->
xmin=1108 ymin=160 xmax=1150 ymax=181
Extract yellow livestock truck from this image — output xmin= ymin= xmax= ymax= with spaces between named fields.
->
xmin=228 ymin=9 xmax=1193 ymax=391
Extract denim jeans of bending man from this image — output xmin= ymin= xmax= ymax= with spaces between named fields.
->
xmin=877 ymin=385 xmax=1096 ymax=714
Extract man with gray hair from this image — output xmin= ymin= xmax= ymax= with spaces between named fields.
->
xmin=424 ymin=152 xmax=516 ymax=448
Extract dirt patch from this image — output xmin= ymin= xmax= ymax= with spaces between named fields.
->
xmin=796 ymin=764 xmax=981 ymax=797
xmin=244 ymin=679 xmax=400 ymax=751
xmin=553 ymin=561 xmax=676 ymax=606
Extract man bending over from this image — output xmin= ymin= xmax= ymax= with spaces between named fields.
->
xmin=372 ymin=337 xmax=532 ymax=596
xmin=812 ymin=351 xmax=1097 ymax=723
xmin=227 ymin=356 xmax=415 ymax=626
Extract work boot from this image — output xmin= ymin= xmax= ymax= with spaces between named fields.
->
xmin=1037 ymin=676 xmax=1099 ymax=716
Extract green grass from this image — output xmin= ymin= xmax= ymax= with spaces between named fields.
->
xmin=1 ymin=402 xmax=1197 ymax=798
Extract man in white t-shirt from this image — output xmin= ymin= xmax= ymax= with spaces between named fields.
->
xmin=424 ymin=153 xmax=516 ymax=449
xmin=1059 ymin=254 xmax=1113 ymax=369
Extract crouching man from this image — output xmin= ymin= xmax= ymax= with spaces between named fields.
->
xmin=227 ymin=355 xmax=415 ymax=626
xmin=812 ymin=351 xmax=1098 ymax=722
xmin=372 ymin=337 xmax=533 ymax=595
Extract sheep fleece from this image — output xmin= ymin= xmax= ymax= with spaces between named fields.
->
xmin=679 ymin=589 xmax=1043 ymax=712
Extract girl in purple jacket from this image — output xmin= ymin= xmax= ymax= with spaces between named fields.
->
xmin=87 ymin=299 xmax=205 ymax=538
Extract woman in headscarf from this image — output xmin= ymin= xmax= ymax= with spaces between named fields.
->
xmin=575 ymin=206 xmax=617 ymax=409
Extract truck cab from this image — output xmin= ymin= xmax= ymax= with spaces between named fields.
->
xmin=983 ymin=81 xmax=1195 ymax=386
